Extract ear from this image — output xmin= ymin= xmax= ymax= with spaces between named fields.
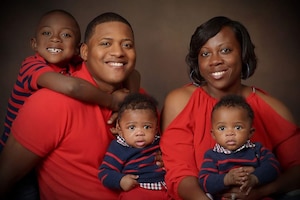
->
xmin=80 ymin=43 xmax=88 ymax=61
xmin=210 ymin=129 xmax=216 ymax=140
xmin=75 ymin=42 xmax=82 ymax=56
xmin=30 ymin=38 xmax=37 ymax=51
xmin=249 ymin=127 xmax=255 ymax=138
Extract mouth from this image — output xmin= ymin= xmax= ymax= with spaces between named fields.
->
xmin=226 ymin=140 xmax=236 ymax=145
xmin=47 ymin=47 xmax=62 ymax=53
xmin=106 ymin=61 xmax=126 ymax=68
xmin=135 ymin=140 xmax=145 ymax=147
xmin=211 ymin=70 xmax=226 ymax=79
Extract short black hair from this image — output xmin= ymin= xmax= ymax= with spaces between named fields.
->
xmin=212 ymin=94 xmax=254 ymax=123
xmin=117 ymin=93 xmax=158 ymax=121
xmin=84 ymin=12 xmax=133 ymax=43
xmin=37 ymin=9 xmax=81 ymax=44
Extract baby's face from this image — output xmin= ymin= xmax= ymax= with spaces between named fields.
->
xmin=118 ymin=109 xmax=157 ymax=148
xmin=211 ymin=107 xmax=253 ymax=151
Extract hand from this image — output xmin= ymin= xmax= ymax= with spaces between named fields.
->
xmin=221 ymin=187 xmax=247 ymax=200
xmin=239 ymin=174 xmax=258 ymax=195
xmin=107 ymin=112 xmax=118 ymax=125
xmin=110 ymin=88 xmax=130 ymax=111
xmin=224 ymin=167 xmax=250 ymax=186
xmin=120 ymin=174 xmax=139 ymax=191
xmin=155 ymin=150 xmax=164 ymax=168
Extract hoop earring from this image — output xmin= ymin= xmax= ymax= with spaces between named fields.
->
xmin=242 ymin=63 xmax=250 ymax=79
xmin=189 ymin=70 xmax=200 ymax=86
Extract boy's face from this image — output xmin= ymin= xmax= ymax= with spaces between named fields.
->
xmin=211 ymin=107 xmax=254 ymax=151
xmin=117 ymin=109 xmax=157 ymax=148
xmin=31 ymin=12 xmax=80 ymax=68
xmin=80 ymin=21 xmax=136 ymax=92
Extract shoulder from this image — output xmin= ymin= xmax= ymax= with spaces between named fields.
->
xmin=163 ymin=84 xmax=197 ymax=111
xmin=255 ymin=89 xmax=295 ymax=123
xmin=161 ymin=84 xmax=197 ymax=130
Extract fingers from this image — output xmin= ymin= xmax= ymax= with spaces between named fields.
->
xmin=107 ymin=112 xmax=118 ymax=125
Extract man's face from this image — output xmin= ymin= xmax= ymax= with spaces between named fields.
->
xmin=80 ymin=21 xmax=136 ymax=92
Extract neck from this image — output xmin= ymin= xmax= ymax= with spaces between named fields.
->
xmin=204 ymin=84 xmax=245 ymax=100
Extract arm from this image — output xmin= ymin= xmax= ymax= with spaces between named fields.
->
xmin=0 ymin=134 xmax=41 ymax=196
xmin=199 ymin=151 xmax=228 ymax=195
xmin=123 ymin=69 xmax=141 ymax=93
xmin=251 ymin=144 xmax=280 ymax=185
xmin=98 ymin=142 xmax=127 ymax=190
xmin=244 ymin=91 xmax=300 ymax=199
xmin=161 ymin=85 xmax=209 ymax=200
xmin=38 ymin=72 xmax=129 ymax=111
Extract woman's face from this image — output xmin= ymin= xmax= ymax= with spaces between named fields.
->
xmin=198 ymin=26 xmax=243 ymax=92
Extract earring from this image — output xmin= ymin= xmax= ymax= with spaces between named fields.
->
xmin=189 ymin=70 xmax=200 ymax=87
xmin=242 ymin=63 xmax=250 ymax=79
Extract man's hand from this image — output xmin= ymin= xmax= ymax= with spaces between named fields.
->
xmin=155 ymin=150 xmax=164 ymax=168
xmin=120 ymin=174 xmax=139 ymax=191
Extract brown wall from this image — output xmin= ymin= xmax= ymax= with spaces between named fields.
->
xmin=1 ymin=0 xmax=300 ymax=126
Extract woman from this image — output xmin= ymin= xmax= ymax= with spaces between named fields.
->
xmin=160 ymin=16 xmax=300 ymax=200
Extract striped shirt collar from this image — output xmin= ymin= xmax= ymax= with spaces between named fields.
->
xmin=213 ymin=140 xmax=255 ymax=154
xmin=116 ymin=134 xmax=160 ymax=147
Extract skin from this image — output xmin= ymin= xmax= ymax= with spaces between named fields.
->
xmin=211 ymin=106 xmax=258 ymax=195
xmin=162 ymin=26 xmax=299 ymax=199
xmin=116 ymin=109 xmax=158 ymax=191
xmin=0 ymin=21 xmax=136 ymax=195
xmin=31 ymin=11 xmax=137 ymax=115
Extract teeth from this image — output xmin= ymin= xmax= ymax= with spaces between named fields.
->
xmin=212 ymin=71 xmax=225 ymax=76
xmin=109 ymin=62 xmax=124 ymax=67
xmin=47 ymin=48 xmax=62 ymax=53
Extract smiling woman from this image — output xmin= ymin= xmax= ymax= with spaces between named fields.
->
xmin=160 ymin=16 xmax=300 ymax=200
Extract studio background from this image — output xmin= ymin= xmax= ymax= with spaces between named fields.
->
xmin=1 ymin=0 xmax=299 ymax=126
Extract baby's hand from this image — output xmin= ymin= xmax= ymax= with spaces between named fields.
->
xmin=120 ymin=174 xmax=139 ymax=191
xmin=224 ymin=167 xmax=250 ymax=186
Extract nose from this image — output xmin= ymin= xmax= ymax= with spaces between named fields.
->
xmin=225 ymin=129 xmax=235 ymax=136
xmin=110 ymin=44 xmax=124 ymax=57
xmin=135 ymin=128 xmax=145 ymax=136
xmin=50 ymin=33 xmax=61 ymax=43
xmin=209 ymin=53 xmax=223 ymax=66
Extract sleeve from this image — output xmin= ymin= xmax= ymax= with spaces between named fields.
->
xmin=199 ymin=150 xmax=228 ymax=195
xmin=252 ymin=143 xmax=281 ymax=185
xmin=160 ymin=104 xmax=200 ymax=199
xmin=20 ymin=55 xmax=56 ymax=91
xmin=251 ymin=95 xmax=300 ymax=170
xmin=98 ymin=141 xmax=125 ymax=190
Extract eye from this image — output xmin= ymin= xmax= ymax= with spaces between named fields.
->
xmin=122 ymin=42 xmax=133 ymax=49
xmin=61 ymin=33 xmax=72 ymax=38
xmin=200 ymin=51 xmax=210 ymax=57
xmin=143 ymin=125 xmax=151 ymax=130
xmin=100 ymin=41 xmax=111 ymax=47
xmin=220 ymin=48 xmax=231 ymax=54
xmin=128 ymin=125 xmax=135 ymax=130
xmin=217 ymin=126 xmax=225 ymax=131
xmin=235 ymin=125 xmax=242 ymax=130
xmin=41 ymin=31 xmax=51 ymax=36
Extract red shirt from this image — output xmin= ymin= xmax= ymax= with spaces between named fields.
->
xmin=160 ymin=86 xmax=300 ymax=200
xmin=12 ymin=62 xmax=145 ymax=200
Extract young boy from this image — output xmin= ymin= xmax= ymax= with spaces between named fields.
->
xmin=0 ymin=10 xmax=140 ymax=200
xmin=1 ymin=9 xmax=140 ymax=150
xmin=199 ymin=94 xmax=281 ymax=200
xmin=98 ymin=93 xmax=169 ymax=200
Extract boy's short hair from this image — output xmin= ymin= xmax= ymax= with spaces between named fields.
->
xmin=212 ymin=94 xmax=254 ymax=123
